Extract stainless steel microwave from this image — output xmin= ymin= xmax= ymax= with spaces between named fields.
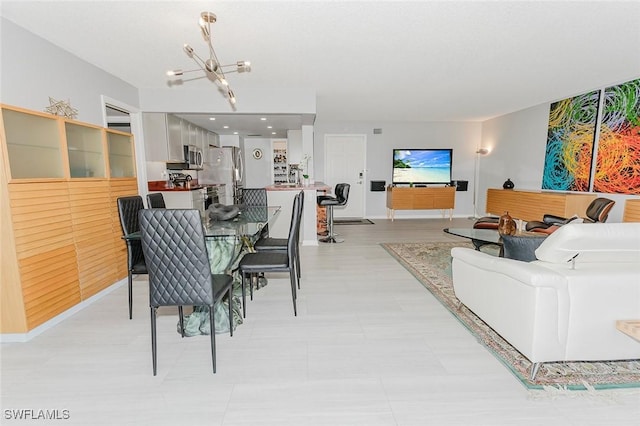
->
xmin=183 ymin=145 xmax=203 ymax=169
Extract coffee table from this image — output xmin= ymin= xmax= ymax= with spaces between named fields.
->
xmin=444 ymin=227 xmax=503 ymax=250
xmin=444 ymin=227 xmax=542 ymax=257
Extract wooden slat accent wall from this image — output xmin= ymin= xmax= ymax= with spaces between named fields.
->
xmin=486 ymin=189 xmax=596 ymax=222
xmin=109 ymin=179 xmax=139 ymax=280
xmin=68 ymin=180 xmax=118 ymax=299
xmin=623 ymin=198 xmax=640 ymax=222
xmin=1 ymin=115 xmax=28 ymax=332
xmin=8 ymin=181 xmax=81 ymax=329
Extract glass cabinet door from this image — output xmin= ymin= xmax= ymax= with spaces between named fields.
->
xmin=107 ymin=130 xmax=136 ymax=178
xmin=65 ymin=122 xmax=106 ymax=178
xmin=2 ymin=108 xmax=64 ymax=179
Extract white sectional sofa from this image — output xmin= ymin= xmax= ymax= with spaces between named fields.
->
xmin=451 ymin=222 xmax=640 ymax=380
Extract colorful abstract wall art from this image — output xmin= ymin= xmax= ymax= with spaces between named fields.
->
xmin=542 ymin=90 xmax=600 ymax=191
xmin=593 ymin=78 xmax=640 ymax=194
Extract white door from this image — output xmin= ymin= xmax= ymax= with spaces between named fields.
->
xmin=324 ymin=134 xmax=366 ymax=219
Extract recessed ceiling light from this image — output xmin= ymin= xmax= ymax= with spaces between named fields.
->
xmin=209 ymin=117 xmax=216 ymax=121
xmin=267 ymin=126 xmax=272 ymax=129
xmin=223 ymin=125 xmax=229 ymax=129
xmin=272 ymin=132 xmax=276 ymax=135
xmin=233 ymin=131 xmax=238 ymax=135
xmin=260 ymin=117 xmax=267 ymax=121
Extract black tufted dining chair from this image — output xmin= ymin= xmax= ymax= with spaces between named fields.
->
xmin=138 ymin=209 xmax=234 ymax=375
xmin=238 ymin=191 xmax=302 ymax=317
xmin=254 ymin=190 xmax=304 ymax=284
xmin=242 ymin=188 xmax=269 ymax=238
xmin=146 ymin=192 xmax=166 ymax=209
xmin=117 ymin=196 xmax=148 ymax=319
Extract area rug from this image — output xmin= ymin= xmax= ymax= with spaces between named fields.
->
xmin=381 ymin=241 xmax=640 ymax=391
xmin=334 ymin=218 xmax=374 ymax=225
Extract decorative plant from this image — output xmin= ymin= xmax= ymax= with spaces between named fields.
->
xmin=301 ymin=154 xmax=311 ymax=179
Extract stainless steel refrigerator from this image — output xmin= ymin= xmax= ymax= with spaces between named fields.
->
xmin=201 ymin=146 xmax=244 ymax=205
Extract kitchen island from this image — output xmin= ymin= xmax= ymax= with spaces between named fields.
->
xmin=265 ymin=182 xmax=331 ymax=245
xmin=147 ymin=180 xmax=225 ymax=215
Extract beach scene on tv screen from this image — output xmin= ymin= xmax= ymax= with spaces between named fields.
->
xmin=393 ymin=150 xmax=451 ymax=183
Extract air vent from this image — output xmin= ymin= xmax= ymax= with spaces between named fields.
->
xmin=373 ymin=128 xmax=382 ymax=134
xmin=248 ymin=134 xmax=261 ymax=137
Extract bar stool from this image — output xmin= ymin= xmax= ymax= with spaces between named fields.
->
xmin=317 ymin=183 xmax=350 ymax=243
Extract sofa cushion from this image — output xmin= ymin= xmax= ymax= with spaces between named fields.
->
xmin=535 ymin=222 xmax=640 ymax=264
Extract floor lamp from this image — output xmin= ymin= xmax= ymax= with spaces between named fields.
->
xmin=471 ymin=148 xmax=490 ymax=219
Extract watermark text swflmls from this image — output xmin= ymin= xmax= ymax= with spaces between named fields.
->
xmin=4 ymin=409 xmax=70 ymax=421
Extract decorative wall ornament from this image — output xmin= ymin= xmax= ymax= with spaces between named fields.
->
xmin=44 ymin=97 xmax=78 ymax=119
xmin=593 ymin=78 xmax=640 ymax=195
xmin=542 ymin=90 xmax=600 ymax=192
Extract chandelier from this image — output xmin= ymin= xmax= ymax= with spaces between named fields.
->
xmin=167 ymin=11 xmax=251 ymax=105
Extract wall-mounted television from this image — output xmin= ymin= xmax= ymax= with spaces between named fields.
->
xmin=392 ymin=148 xmax=453 ymax=185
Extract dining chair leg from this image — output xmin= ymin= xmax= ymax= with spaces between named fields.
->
xmin=293 ymin=261 xmax=300 ymax=293
xmin=240 ymin=272 xmax=247 ymax=318
xmin=150 ymin=307 xmax=158 ymax=376
xmin=209 ymin=305 xmax=216 ymax=374
xmin=178 ymin=306 xmax=185 ymax=338
xmin=289 ymin=271 xmax=297 ymax=316
xmin=249 ymin=274 xmax=255 ymax=301
xmin=228 ymin=289 xmax=233 ymax=337
xmin=128 ymin=272 xmax=134 ymax=319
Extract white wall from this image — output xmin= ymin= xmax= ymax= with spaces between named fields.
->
xmin=477 ymin=104 xmax=549 ymax=216
xmin=478 ymin=102 xmax=635 ymax=223
xmin=1 ymin=18 xmax=139 ymax=126
xmin=243 ymin=138 xmax=273 ymax=187
xmin=313 ymin=120 xmax=482 ymax=218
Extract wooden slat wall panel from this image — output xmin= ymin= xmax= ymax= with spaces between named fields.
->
xmin=110 ymin=179 xmax=138 ymax=280
xmin=486 ymin=189 xmax=596 ymax=222
xmin=8 ymin=182 xmax=82 ymax=329
xmin=623 ymin=199 xmax=640 ymax=222
xmin=68 ymin=180 xmax=118 ymax=299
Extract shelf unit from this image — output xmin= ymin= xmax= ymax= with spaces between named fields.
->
xmin=273 ymin=140 xmax=288 ymax=184
xmin=1 ymin=104 xmax=139 ymax=334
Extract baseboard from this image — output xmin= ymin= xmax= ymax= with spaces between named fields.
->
xmin=367 ymin=214 xmax=475 ymax=220
xmin=0 ymin=278 xmax=126 ymax=343
xmin=302 ymin=238 xmax=319 ymax=246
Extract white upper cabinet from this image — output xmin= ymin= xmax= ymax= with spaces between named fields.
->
xmin=142 ymin=113 xmax=216 ymax=163
xmin=142 ymin=113 xmax=170 ymax=162
xmin=167 ymin=114 xmax=184 ymax=162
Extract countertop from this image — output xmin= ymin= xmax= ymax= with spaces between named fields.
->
xmin=265 ymin=182 xmax=331 ymax=191
xmin=147 ymin=180 xmax=225 ymax=192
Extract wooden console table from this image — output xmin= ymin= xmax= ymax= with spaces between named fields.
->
xmin=623 ymin=198 xmax=640 ymax=222
xmin=386 ymin=186 xmax=455 ymax=221
xmin=486 ymin=189 xmax=596 ymax=222
xmin=616 ymin=320 xmax=640 ymax=342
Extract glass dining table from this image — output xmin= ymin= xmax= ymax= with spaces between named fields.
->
xmin=124 ymin=205 xmax=281 ymax=336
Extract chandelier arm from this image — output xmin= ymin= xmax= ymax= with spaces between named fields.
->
xmin=188 ymin=50 xmax=209 ymax=71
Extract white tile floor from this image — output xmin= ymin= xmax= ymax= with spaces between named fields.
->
xmin=1 ymin=218 xmax=639 ymax=425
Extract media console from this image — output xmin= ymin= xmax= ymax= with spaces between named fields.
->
xmin=386 ymin=186 xmax=455 ymax=221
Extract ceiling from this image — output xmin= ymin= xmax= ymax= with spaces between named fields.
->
xmin=2 ymin=1 xmax=639 ymax=138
